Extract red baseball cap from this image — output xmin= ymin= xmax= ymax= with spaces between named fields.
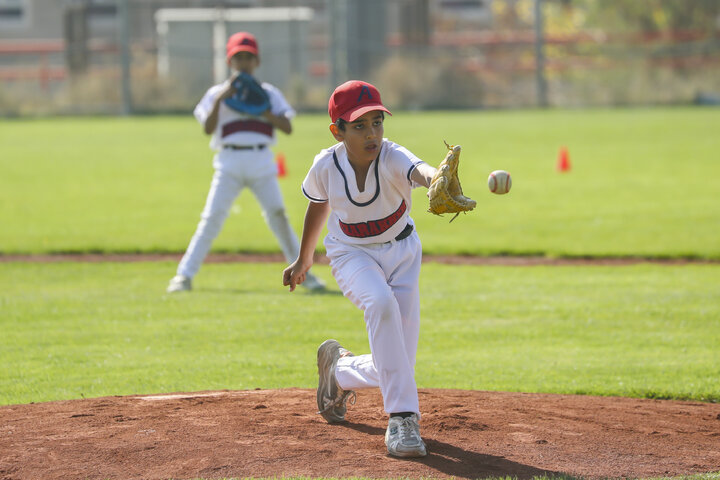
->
xmin=328 ymin=80 xmax=392 ymax=123
xmin=226 ymin=32 xmax=259 ymax=60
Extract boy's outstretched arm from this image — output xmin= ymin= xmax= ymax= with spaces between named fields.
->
xmin=411 ymin=162 xmax=438 ymax=188
xmin=283 ymin=201 xmax=331 ymax=291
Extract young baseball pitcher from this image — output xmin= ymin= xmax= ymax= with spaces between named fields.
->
xmin=282 ymin=80 xmax=445 ymax=457
xmin=167 ymin=32 xmax=324 ymax=293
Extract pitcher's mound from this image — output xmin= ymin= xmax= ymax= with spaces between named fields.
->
xmin=1 ymin=388 xmax=718 ymax=480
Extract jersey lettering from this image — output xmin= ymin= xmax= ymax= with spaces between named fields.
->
xmin=339 ymin=200 xmax=406 ymax=238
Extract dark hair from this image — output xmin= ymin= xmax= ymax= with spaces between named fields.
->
xmin=334 ymin=111 xmax=385 ymax=131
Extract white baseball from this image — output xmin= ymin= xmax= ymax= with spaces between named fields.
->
xmin=488 ymin=170 xmax=512 ymax=194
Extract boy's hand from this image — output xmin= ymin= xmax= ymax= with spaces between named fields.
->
xmin=427 ymin=141 xmax=476 ymax=222
xmin=283 ymin=258 xmax=312 ymax=292
xmin=218 ymin=74 xmax=239 ymax=101
xmin=224 ymin=72 xmax=270 ymax=115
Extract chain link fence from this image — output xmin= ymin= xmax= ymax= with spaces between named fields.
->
xmin=1 ymin=0 xmax=719 ymax=116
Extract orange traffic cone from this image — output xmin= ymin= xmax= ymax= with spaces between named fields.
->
xmin=276 ymin=153 xmax=287 ymax=177
xmin=557 ymin=146 xmax=571 ymax=172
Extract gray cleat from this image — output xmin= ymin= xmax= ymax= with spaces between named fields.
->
xmin=316 ymin=339 xmax=355 ymax=422
xmin=385 ymin=413 xmax=427 ymax=458
xmin=302 ymin=272 xmax=326 ymax=291
xmin=167 ymin=275 xmax=192 ymax=293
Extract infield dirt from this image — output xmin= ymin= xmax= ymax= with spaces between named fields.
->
xmin=1 ymin=388 xmax=719 ymax=480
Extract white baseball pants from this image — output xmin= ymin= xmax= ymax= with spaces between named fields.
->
xmin=324 ymin=231 xmax=422 ymax=416
xmin=177 ymin=148 xmax=300 ymax=278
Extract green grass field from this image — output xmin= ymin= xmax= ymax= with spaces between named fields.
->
xmin=1 ymin=108 xmax=719 ymax=257
xmin=1 ymin=261 xmax=718 ymax=406
xmin=1 ymin=110 xmax=718 ymax=479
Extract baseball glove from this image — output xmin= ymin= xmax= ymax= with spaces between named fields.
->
xmin=224 ymin=72 xmax=270 ymax=116
xmin=427 ymin=141 xmax=477 ymax=222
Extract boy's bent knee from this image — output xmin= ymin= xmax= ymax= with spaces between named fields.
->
xmin=366 ymin=291 xmax=399 ymax=320
xmin=199 ymin=209 xmax=230 ymax=230
xmin=201 ymin=209 xmax=229 ymax=223
xmin=264 ymin=208 xmax=290 ymax=224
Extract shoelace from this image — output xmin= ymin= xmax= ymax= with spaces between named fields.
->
xmin=398 ymin=417 xmax=421 ymax=444
xmin=319 ymin=389 xmax=356 ymax=414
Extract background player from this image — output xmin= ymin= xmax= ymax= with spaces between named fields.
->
xmin=167 ymin=32 xmax=325 ymax=293
xmin=282 ymin=80 xmax=440 ymax=457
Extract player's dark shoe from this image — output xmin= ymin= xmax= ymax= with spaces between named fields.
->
xmin=167 ymin=275 xmax=192 ymax=293
xmin=316 ymin=339 xmax=355 ymax=423
xmin=385 ymin=414 xmax=427 ymax=458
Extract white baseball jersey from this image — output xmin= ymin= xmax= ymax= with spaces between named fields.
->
xmin=306 ymin=139 xmax=428 ymax=416
xmin=302 ymin=140 xmax=427 ymax=244
xmin=194 ymin=78 xmax=295 ymax=152
xmin=176 ymin=78 xmax=303 ymax=280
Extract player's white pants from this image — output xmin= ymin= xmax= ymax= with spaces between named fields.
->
xmin=177 ymin=149 xmax=300 ymax=278
xmin=325 ymin=231 xmax=422 ymax=416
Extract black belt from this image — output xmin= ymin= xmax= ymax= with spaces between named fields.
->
xmin=223 ymin=144 xmax=267 ymax=150
xmin=387 ymin=224 xmax=413 ymax=243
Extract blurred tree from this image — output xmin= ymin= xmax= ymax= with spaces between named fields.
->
xmin=581 ymin=0 xmax=720 ymax=34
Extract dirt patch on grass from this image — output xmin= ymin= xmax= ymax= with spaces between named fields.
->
xmin=1 ymin=389 xmax=719 ymax=480
xmin=1 ymin=252 xmax=716 ymax=265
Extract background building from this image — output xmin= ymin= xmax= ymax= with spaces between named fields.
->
xmin=1 ymin=0 xmax=719 ymax=115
